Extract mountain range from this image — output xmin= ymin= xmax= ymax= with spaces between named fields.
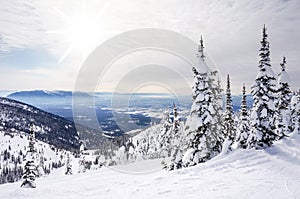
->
xmin=6 ymin=90 xmax=254 ymax=112
xmin=0 ymin=90 xmax=255 ymax=151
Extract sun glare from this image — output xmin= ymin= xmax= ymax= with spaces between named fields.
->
xmin=67 ymin=16 xmax=101 ymax=56
xmin=48 ymin=2 xmax=104 ymax=63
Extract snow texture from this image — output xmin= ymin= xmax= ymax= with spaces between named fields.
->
xmin=1 ymin=134 xmax=300 ymax=198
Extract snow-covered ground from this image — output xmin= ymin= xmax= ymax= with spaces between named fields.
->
xmin=1 ymin=133 xmax=300 ymax=199
xmin=0 ymin=131 xmax=66 ymax=164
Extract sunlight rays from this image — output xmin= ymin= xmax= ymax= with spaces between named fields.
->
xmin=47 ymin=0 xmax=108 ymax=63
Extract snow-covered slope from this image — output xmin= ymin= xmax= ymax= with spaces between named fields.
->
xmin=0 ymin=130 xmax=72 ymax=184
xmin=1 ymin=133 xmax=299 ymax=198
xmin=0 ymin=97 xmax=108 ymax=150
xmin=0 ymin=97 xmax=80 ymax=150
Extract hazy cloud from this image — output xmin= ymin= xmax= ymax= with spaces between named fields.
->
xmin=0 ymin=0 xmax=299 ymax=93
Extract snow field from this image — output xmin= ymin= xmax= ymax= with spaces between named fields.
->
xmin=1 ymin=133 xmax=299 ymax=199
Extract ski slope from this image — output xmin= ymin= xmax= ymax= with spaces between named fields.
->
xmin=0 ymin=133 xmax=300 ymax=199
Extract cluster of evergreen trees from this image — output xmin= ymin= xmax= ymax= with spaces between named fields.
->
xmin=0 ymin=148 xmax=24 ymax=184
xmin=169 ymin=25 xmax=300 ymax=169
xmin=19 ymin=127 xmax=76 ymax=188
xmin=0 ymin=126 xmax=72 ymax=186
xmin=110 ymin=25 xmax=300 ymax=171
xmin=0 ymin=164 xmax=23 ymax=184
xmin=241 ymin=25 xmax=298 ymax=149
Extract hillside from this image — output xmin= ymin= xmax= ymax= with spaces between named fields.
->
xmin=0 ymin=130 xmax=73 ymax=184
xmin=0 ymin=97 xmax=81 ymax=150
xmin=0 ymin=97 xmax=108 ymax=150
xmin=0 ymin=132 xmax=299 ymax=198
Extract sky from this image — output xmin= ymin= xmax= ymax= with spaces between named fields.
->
xmin=0 ymin=0 xmax=299 ymax=95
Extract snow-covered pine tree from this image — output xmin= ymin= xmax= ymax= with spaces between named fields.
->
xmin=184 ymin=67 xmax=223 ymax=166
xmin=116 ymin=145 xmax=127 ymax=164
xmin=168 ymin=103 xmax=183 ymax=170
xmin=169 ymin=63 xmax=205 ymax=170
xmin=147 ymin=124 xmax=160 ymax=159
xmin=28 ymin=129 xmax=35 ymax=153
xmin=78 ymin=155 xmax=86 ymax=173
xmin=236 ymin=84 xmax=251 ymax=149
xmin=216 ymin=77 xmax=224 ymax=117
xmin=21 ymin=161 xmax=37 ymax=188
xmin=291 ymin=91 xmax=300 ymax=134
xmin=158 ymin=108 xmax=172 ymax=158
xmin=65 ymin=153 xmax=73 ymax=175
xmin=21 ymin=126 xmax=37 ymax=188
xmin=210 ymin=72 xmax=224 ymax=142
xmin=191 ymin=35 xmax=205 ymax=102
xmin=127 ymin=145 xmax=136 ymax=162
xmin=198 ymin=34 xmax=205 ymax=62
xmin=36 ymin=149 xmax=45 ymax=177
xmin=135 ymin=136 xmax=148 ymax=161
xmin=183 ymin=36 xmax=223 ymax=166
xmin=201 ymin=36 xmax=224 ymax=154
xmin=78 ymin=145 xmax=86 ymax=172
xmin=207 ymin=71 xmax=226 ymax=154
xmin=171 ymin=103 xmax=181 ymax=149
xmin=223 ymin=74 xmax=236 ymax=146
xmin=275 ymin=56 xmax=292 ymax=138
xmin=248 ymin=25 xmax=278 ymax=149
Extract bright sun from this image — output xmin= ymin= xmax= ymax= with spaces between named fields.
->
xmin=67 ymin=16 xmax=101 ymax=56
xmin=48 ymin=3 xmax=103 ymax=63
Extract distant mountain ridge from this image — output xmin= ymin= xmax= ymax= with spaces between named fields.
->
xmin=7 ymin=90 xmax=254 ymax=111
xmin=8 ymin=90 xmax=72 ymax=97
xmin=7 ymin=90 xmax=93 ymax=99
xmin=7 ymin=90 xmax=179 ymax=100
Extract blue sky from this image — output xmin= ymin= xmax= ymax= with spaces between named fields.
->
xmin=0 ymin=0 xmax=299 ymax=94
xmin=0 ymin=48 xmax=56 ymax=69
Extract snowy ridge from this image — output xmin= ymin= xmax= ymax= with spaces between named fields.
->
xmin=0 ymin=98 xmax=35 ymax=112
xmin=0 ymin=97 xmax=109 ymax=150
xmin=0 ymin=133 xmax=299 ymax=198
xmin=0 ymin=97 xmax=81 ymax=150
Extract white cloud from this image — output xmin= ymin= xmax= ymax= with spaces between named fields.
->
xmin=0 ymin=0 xmax=299 ymax=93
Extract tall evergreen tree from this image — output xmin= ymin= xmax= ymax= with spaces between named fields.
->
xmin=169 ymin=103 xmax=183 ymax=170
xmin=65 ymin=154 xmax=73 ymax=175
xmin=236 ymin=84 xmax=251 ymax=149
xmin=223 ymin=74 xmax=235 ymax=145
xmin=275 ymin=56 xmax=292 ymax=138
xmin=183 ymin=36 xmax=223 ymax=166
xmin=211 ymin=72 xmax=224 ymax=147
xmin=28 ymin=128 xmax=35 ymax=154
xmin=158 ymin=108 xmax=172 ymax=158
xmin=146 ymin=125 xmax=160 ymax=159
xmin=78 ymin=155 xmax=86 ymax=173
xmin=248 ymin=25 xmax=278 ymax=149
xmin=191 ymin=35 xmax=205 ymax=101
xmin=184 ymin=67 xmax=223 ymax=166
xmin=198 ymin=35 xmax=205 ymax=61
xmin=37 ymin=149 xmax=45 ymax=177
xmin=21 ymin=125 xmax=37 ymax=188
